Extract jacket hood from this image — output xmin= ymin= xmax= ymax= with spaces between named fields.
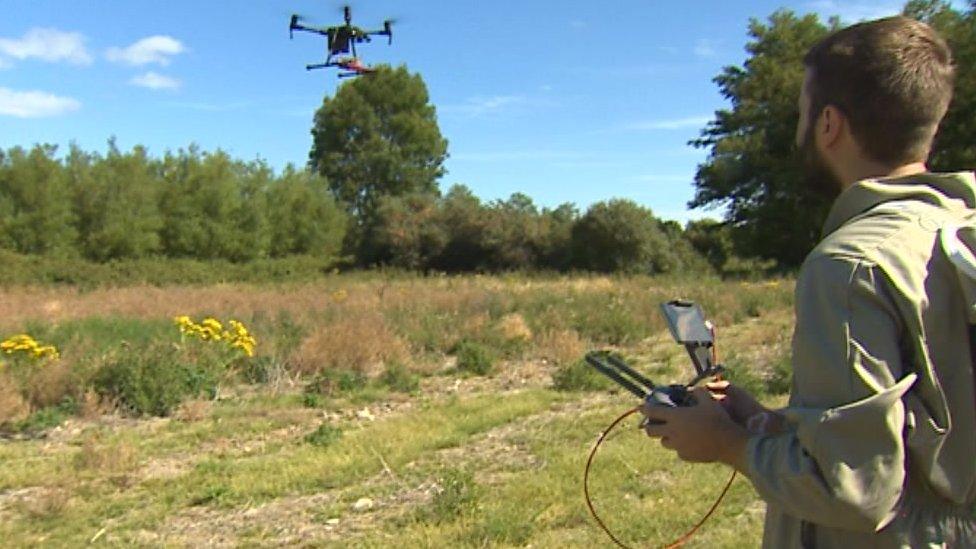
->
xmin=942 ymin=221 xmax=976 ymax=324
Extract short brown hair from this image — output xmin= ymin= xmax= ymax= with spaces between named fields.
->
xmin=804 ymin=16 xmax=955 ymax=165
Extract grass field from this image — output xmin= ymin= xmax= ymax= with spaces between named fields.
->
xmin=0 ymin=274 xmax=794 ymax=547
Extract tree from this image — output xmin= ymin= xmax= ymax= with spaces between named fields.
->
xmin=158 ymin=148 xmax=269 ymax=262
xmin=0 ymin=145 xmax=76 ymax=256
xmin=691 ymin=3 xmax=976 ymax=268
xmin=571 ymin=199 xmax=675 ymax=274
xmin=364 ymin=191 xmax=446 ymax=269
xmin=905 ymin=1 xmax=976 ymax=170
xmin=266 ymin=166 xmax=347 ymax=258
xmin=309 ymin=65 xmax=448 ymax=229
xmin=68 ymin=142 xmax=162 ymax=261
xmin=684 ymin=218 xmax=734 ymax=272
xmin=431 ymin=184 xmax=488 ymax=272
xmin=690 ymin=11 xmax=833 ymax=268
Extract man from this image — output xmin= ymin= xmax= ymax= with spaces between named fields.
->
xmin=643 ymin=16 xmax=976 ymax=547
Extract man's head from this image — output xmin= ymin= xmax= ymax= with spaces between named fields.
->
xmin=796 ymin=16 xmax=955 ymax=197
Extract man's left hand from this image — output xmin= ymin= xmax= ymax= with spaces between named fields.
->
xmin=642 ymin=386 xmax=750 ymax=469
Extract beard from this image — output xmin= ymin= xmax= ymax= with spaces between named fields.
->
xmin=798 ymin=122 xmax=843 ymax=200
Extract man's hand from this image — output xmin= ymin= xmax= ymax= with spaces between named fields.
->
xmin=642 ymin=386 xmax=750 ymax=470
xmin=707 ymin=380 xmax=787 ymax=435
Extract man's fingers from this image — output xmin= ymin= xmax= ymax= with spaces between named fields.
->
xmin=706 ymin=380 xmax=730 ymax=391
xmin=641 ymin=402 xmax=676 ymax=422
xmin=643 ymin=421 xmax=669 ymax=438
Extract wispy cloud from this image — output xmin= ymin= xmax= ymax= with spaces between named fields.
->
xmin=441 ymin=95 xmax=527 ymax=117
xmin=806 ymin=1 xmax=902 ymax=22
xmin=0 ymin=28 xmax=92 ymax=65
xmin=570 ymin=20 xmax=588 ymax=29
xmin=167 ymin=100 xmax=252 ymax=112
xmin=693 ymin=39 xmax=716 ymax=58
xmin=626 ymin=115 xmax=711 ymax=131
xmin=130 ymin=71 xmax=181 ymax=90
xmin=106 ymin=35 xmax=185 ymax=66
xmin=0 ymin=87 xmax=81 ymax=118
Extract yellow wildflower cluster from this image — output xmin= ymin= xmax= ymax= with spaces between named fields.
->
xmin=173 ymin=316 xmax=256 ymax=357
xmin=0 ymin=334 xmax=59 ymax=360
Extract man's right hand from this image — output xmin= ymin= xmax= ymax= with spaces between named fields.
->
xmin=706 ymin=380 xmax=785 ymax=435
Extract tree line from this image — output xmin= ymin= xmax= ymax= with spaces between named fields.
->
xmin=0 ymin=142 xmax=723 ymax=275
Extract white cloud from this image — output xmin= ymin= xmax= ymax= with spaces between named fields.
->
xmin=0 ymin=87 xmax=81 ymax=118
xmin=441 ymin=95 xmax=526 ymax=117
xmin=806 ymin=1 xmax=902 ymax=22
xmin=130 ymin=71 xmax=181 ymax=90
xmin=570 ymin=20 xmax=588 ymax=29
xmin=0 ymin=28 xmax=92 ymax=65
xmin=106 ymin=35 xmax=185 ymax=66
xmin=627 ymin=116 xmax=711 ymax=131
xmin=693 ymin=39 xmax=716 ymax=58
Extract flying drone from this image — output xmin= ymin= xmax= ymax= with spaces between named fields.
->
xmin=289 ymin=5 xmax=395 ymax=78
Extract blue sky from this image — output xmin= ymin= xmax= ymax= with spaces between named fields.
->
xmin=2 ymin=1 xmax=913 ymax=223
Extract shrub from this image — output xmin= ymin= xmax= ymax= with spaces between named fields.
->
xmin=454 ymin=340 xmax=494 ymax=376
xmin=551 ymin=358 xmax=612 ymax=392
xmin=379 ymin=363 xmax=420 ymax=393
xmin=94 ymin=344 xmax=217 ymax=416
xmin=304 ymin=368 xmax=369 ymax=400
xmin=294 ymin=312 xmax=408 ymax=375
xmin=571 ymin=199 xmax=674 ymax=274
xmin=305 ymin=423 xmax=343 ymax=447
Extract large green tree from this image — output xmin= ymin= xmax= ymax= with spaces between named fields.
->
xmin=690 ymin=11 xmax=833 ymax=268
xmin=308 ymin=65 xmax=448 ymax=228
xmin=0 ymin=145 xmax=76 ymax=256
xmin=67 ymin=142 xmax=162 ymax=261
xmin=691 ymin=2 xmax=975 ymax=268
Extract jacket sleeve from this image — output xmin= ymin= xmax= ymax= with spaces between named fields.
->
xmin=743 ymin=254 xmax=916 ymax=532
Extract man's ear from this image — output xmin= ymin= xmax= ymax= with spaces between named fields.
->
xmin=818 ymin=105 xmax=845 ymax=148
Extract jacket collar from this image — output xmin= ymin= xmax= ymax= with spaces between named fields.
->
xmin=822 ymin=171 xmax=976 ymax=237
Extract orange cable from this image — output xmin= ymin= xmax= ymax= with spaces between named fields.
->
xmin=584 ymin=406 xmax=737 ymax=549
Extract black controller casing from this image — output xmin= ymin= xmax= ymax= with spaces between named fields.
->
xmin=643 ymin=384 xmax=696 ymax=425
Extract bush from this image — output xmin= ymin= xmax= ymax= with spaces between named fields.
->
xmin=305 ymin=423 xmax=343 ymax=447
xmin=571 ymin=199 xmax=674 ymax=274
xmin=8 ymin=396 xmax=79 ymax=435
xmin=304 ymin=368 xmax=368 ymax=398
xmin=379 ymin=363 xmax=420 ymax=393
xmin=453 ymin=340 xmax=494 ymax=376
xmin=94 ymin=344 xmax=217 ymax=416
xmin=551 ymin=358 xmax=612 ymax=392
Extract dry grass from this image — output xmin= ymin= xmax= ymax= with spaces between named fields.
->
xmin=534 ymin=329 xmax=586 ymax=367
xmin=173 ymin=399 xmax=213 ymax=422
xmin=294 ymin=311 xmax=409 ymax=375
xmin=0 ymin=374 xmax=29 ymax=424
xmin=497 ymin=313 xmax=533 ymax=343
xmin=15 ymin=487 xmax=71 ymax=520
xmin=73 ymin=434 xmax=138 ymax=475
xmin=23 ymin=360 xmax=77 ymax=409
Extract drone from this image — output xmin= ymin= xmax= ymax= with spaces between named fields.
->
xmin=289 ymin=5 xmax=394 ymax=78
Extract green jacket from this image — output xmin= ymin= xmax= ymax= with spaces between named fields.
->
xmin=745 ymin=172 xmax=976 ymax=548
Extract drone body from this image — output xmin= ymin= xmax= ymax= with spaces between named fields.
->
xmin=289 ymin=6 xmax=394 ymax=78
